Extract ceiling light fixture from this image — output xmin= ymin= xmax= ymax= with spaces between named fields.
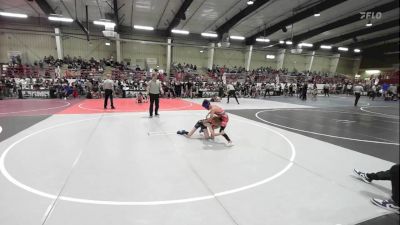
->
xmin=320 ymin=45 xmax=332 ymax=49
xmin=94 ymin=20 xmax=116 ymax=27
xmin=48 ymin=15 xmax=73 ymax=22
xmin=256 ymin=38 xmax=270 ymax=42
xmin=133 ymin=25 xmax=154 ymax=30
xmin=285 ymin=41 xmax=293 ymax=45
xmin=247 ymin=0 xmax=254 ymax=5
xmin=171 ymin=29 xmax=190 ymax=35
xmin=298 ymin=43 xmax=313 ymax=47
xmin=230 ymin=35 xmax=245 ymax=40
xmin=338 ymin=47 xmax=349 ymax=51
xmin=279 ymin=40 xmax=284 ymax=44
xmin=0 ymin=12 xmax=28 ymax=18
xmin=314 ymin=13 xmax=320 ymax=17
xmin=105 ymin=42 xmax=111 ymax=46
xmin=366 ymin=20 xmax=372 ymax=27
xmin=201 ymin=32 xmax=218 ymax=38
xmin=354 ymin=49 xmax=361 ymax=53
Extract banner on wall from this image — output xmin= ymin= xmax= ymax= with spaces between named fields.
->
xmin=7 ymin=51 xmax=22 ymax=62
xmin=146 ymin=58 xmax=157 ymax=65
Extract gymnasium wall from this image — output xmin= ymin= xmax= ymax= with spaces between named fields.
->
xmin=0 ymin=29 xmax=359 ymax=75
xmin=312 ymin=56 xmax=331 ymax=73
xmin=337 ymin=57 xmax=356 ymax=74
xmin=121 ymin=41 xmax=166 ymax=69
xmin=283 ymin=53 xmax=308 ymax=72
xmin=214 ymin=48 xmax=245 ymax=68
xmin=63 ymin=36 xmax=114 ymax=60
xmin=250 ymin=51 xmax=276 ymax=69
xmin=0 ymin=32 xmax=57 ymax=64
xmin=172 ymin=46 xmax=207 ymax=69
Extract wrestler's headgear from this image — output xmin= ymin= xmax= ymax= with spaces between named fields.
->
xmin=202 ymin=99 xmax=211 ymax=110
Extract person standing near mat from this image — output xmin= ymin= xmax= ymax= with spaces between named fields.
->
xmin=354 ymin=165 xmax=399 ymax=214
xmin=103 ymin=74 xmax=115 ymax=109
xmin=353 ymin=82 xmax=364 ymax=106
xmin=226 ymin=82 xmax=239 ymax=104
xmin=147 ymin=73 xmax=163 ymax=118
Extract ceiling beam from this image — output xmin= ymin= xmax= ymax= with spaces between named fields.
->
xmin=349 ymin=33 xmax=399 ymax=48
xmin=313 ymin=19 xmax=399 ymax=46
xmin=60 ymin=0 xmax=90 ymax=41
xmin=215 ymin=0 xmax=272 ymax=37
xmin=156 ymin=0 xmax=170 ymax=29
xmin=202 ymin=0 xmax=241 ymax=33
xmin=35 ymin=0 xmax=55 ymax=14
xmin=36 ymin=0 xmax=89 ymax=40
xmin=113 ymin=0 xmax=120 ymax=32
xmin=291 ymin=1 xmax=399 ymax=43
xmin=166 ymin=0 xmax=194 ymax=34
xmin=246 ymin=0 xmax=348 ymax=44
xmin=362 ymin=42 xmax=399 ymax=53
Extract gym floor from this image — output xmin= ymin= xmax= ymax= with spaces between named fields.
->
xmin=0 ymin=95 xmax=398 ymax=225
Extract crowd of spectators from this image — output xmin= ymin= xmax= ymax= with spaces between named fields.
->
xmin=44 ymin=55 xmax=143 ymax=72
xmin=172 ymin=62 xmax=198 ymax=72
xmin=208 ymin=64 xmax=246 ymax=75
xmin=1 ymin=56 xmax=399 ymax=101
xmin=1 ymin=70 xmax=398 ymax=101
xmin=2 ymin=55 xmax=146 ymax=79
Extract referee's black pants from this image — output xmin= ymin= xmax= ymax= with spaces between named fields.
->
xmin=104 ymin=89 xmax=114 ymax=108
xmin=227 ymin=90 xmax=239 ymax=104
xmin=354 ymin=92 xmax=361 ymax=106
xmin=149 ymin=93 xmax=160 ymax=116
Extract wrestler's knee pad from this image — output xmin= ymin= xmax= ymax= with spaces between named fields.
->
xmin=194 ymin=121 xmax=203 ymax=129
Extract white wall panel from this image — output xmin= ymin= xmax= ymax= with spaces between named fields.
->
xmin=214 ymin=48 xmax=245 ymax=68
xmin=283 ymin=54 xmax=308 ymax=72
xmin=63 ymin=37 xmax=114 ymax=60
xmin=337 ymin=57 xmax=356 ymax=75
xmin=172 ymin=46 xmax=207 ymax=69
xmin=0 ymin=33 xmax=56 ymax=64
xmin=312 ymin=56 xmax=331 ymax=73
xmin=121 ymin=41 xmax=166 ymax=68
xmin=251 ymin=51 xmax=277 ymax=69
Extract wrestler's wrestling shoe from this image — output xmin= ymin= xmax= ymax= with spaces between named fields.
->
xmin=177 ymin=130 xmax=189 ymax=135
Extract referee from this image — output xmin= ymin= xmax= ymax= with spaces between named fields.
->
xmin=103 ymin=74 xmax=115 ymax=109
xmin=353 ymin=82 xmax=364 ymax=106
xmin=226 ymin=82 xmax=239 ymax=104
xmin=147 ymin=74 xmax=164 ymax=117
